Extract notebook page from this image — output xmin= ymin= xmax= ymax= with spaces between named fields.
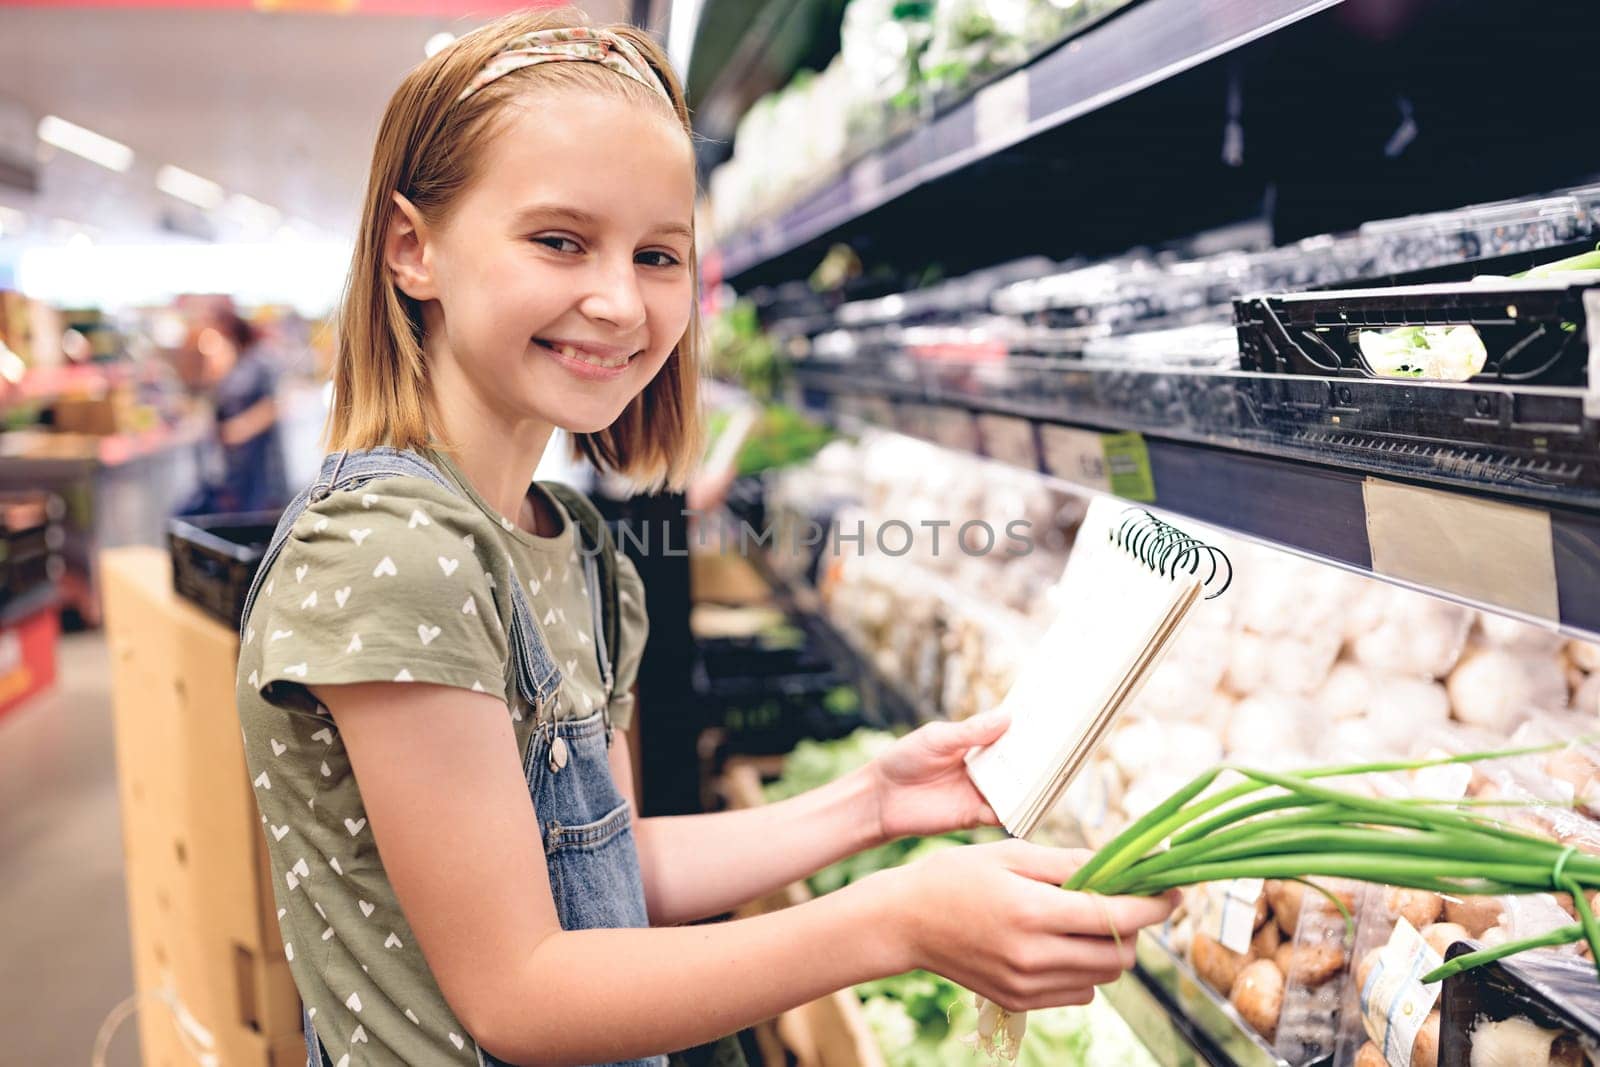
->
xmin=965 ymin=500 xmax=1197 ymax=835
xmin=1025 ymin=574 xmax=1203 ymax=832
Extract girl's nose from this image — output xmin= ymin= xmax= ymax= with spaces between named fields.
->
xmin=578 ymin=256 xmax=647 ymax=334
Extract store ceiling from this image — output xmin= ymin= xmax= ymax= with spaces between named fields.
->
xmin=0 ymin=3 xmax=633 ymax=243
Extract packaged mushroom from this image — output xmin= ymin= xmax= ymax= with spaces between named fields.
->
xmin=1181 ymin=875 xmax=1357 ymax=1056
xmin=1333 ymin=881 xmax=1463 ymax=1067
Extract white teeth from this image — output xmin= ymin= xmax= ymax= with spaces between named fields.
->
xmin=544 ymin=341 xmax=631 ymax=369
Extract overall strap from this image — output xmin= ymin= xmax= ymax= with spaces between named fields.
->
xmin=539 ymin=481 xmax=620 ymax=698
xmin=239 ymin=448 xmax=562 ymax=708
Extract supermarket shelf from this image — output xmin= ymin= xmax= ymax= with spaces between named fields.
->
xmin=713 ymin=0 xmax=1342 ymax=281
xmin=789 ymin=369 xmax=1600 ymax=642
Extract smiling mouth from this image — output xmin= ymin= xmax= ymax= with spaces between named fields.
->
xmin=533 ymin=338 xmax=637 ymax=369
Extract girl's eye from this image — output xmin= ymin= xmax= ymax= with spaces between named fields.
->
xmin=637 ymin=250 xmax=683 ymax=268
xmin=532 ymin=235 xmax=582 ymax=254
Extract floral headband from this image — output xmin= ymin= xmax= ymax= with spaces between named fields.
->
xmin=457 ymin=27 xmax=671 ymax=104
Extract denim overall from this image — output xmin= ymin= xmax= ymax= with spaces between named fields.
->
xmin=240 ymin=448 xmax=663 ymax=1067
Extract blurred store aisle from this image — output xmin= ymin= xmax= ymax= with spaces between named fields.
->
xmin=0 ymin=631 xmax=138 ymax=1066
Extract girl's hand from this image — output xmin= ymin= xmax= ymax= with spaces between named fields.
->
xmin=878 ymin=840 xmax=1179 ymax=1012
xmin=865 ymin=711 xmax=1011 ymax=842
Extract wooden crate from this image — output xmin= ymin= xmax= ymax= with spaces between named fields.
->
xmin=719 ymin=761 xmax=886 ymax=1067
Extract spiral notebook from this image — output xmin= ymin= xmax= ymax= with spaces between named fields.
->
xmin=965 ymin=498 xmax=1230 ymax=839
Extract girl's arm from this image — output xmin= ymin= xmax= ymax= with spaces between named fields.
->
xmin=218 ymin=395 xmax=279 ymax=446
xmin=322 ymin=680 xmax=1173 ymax=1067
xmin=614 ymin=733 xmax=885 ymax=926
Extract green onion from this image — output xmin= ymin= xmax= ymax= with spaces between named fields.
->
xmin=1066 ymin=738 xmax=1600 ymax=983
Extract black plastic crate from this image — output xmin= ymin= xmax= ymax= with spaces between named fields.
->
xmin=1235 ymin=276 xmax=1596 ymax=384
xmin=167 ymin=511 xmax=283 ymax=629
xmin=1439 ymin=940 xmax=1600 ymax=1066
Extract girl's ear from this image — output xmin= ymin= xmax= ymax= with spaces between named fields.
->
xmin=385 ymin=192 xmax=438 ymax=301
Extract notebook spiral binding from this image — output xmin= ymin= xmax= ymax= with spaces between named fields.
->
xmin=1110 ymin=509 xmax=1233 ymax=600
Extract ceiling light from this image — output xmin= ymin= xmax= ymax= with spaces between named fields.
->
xmin=67 ymin=231 xmax=94 ymax=251
xmin=425 ymin=32 xmax=456 ymax=57
xmin=0 ymin=205 xmax=24 ymax=237
xmin=37 ymin=115 xmax=134 ymax=173
xmin=156 ymin=165 xmax=225 ymax=211
xmin=226 ymin=193 xmax=282 ymax=230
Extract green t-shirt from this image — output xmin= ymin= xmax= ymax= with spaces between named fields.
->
xmin=236 ymin=454 xmax=647 ymax=1065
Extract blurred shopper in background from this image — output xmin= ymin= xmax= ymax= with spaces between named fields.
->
xmin=191 ymin=309 xmax=289 ymax=514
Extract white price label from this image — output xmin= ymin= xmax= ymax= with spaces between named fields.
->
xmin=860 ymin=396 xmax=897 ymax=429
xmin=1585 ymin=289 xmax=1600 ymax=419
xmin=932 ymin=409 xmax=978 ymax=452
xmin=1197 ymin=879 xmax=1265 ymax=955
xmin=974 ymin=69 xmax=1031 ymax=152
xmin=978 ymin=414 xmax=1039 ymax=471
xmin=1361 ymin=919 xmax=1444 ymax=1067
xmin=1039 ymin=424 xmax=1110 ymax=491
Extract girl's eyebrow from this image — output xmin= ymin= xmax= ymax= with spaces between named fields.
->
xmin=512 ymin=202 xmax=691 ymax=240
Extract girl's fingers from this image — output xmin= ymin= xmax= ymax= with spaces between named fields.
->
xmin=1000 ymin=840 xmax=1096 ymax=885
xmin=1078 ymin=890 xmax=1180 ymax=937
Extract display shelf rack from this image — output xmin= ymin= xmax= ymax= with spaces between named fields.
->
xmin=788 ymin=358 xmax=1600 ymax=643
xmin=713 ymin=0 xmax=1343 ymax=281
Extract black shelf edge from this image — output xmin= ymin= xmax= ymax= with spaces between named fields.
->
xmin=790 ymin=378 xmax=1600 ymax=642
xmin=713 ymin=0 xmax=1343 ymax=280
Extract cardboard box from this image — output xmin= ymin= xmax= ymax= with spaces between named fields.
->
xmin=690 ymin=550 xmax=773 ymax=606
xmin=101 ymin=548 xmax=301 ymax=1067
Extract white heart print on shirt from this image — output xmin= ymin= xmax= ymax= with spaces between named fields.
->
xmin=408 ymin=508 xmax=430 ymax=529
xmin=373 ymin=557 xmax=397 ymax=578
xmin=437 ymin=556 xmax=459 ymax=577
xmin=418 ymin=624 xmax=441 ymax=646
xmin=349 ymin=528 xmax=371 ymax=546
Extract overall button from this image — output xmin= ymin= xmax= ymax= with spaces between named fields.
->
xmin=548 ymin=735 xmax=569 ymax=773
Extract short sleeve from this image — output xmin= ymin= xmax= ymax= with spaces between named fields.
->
xmin=606 ymin=552 xmax=649 ymax=730
xmin=246 ymin=478 xmax=509 ymax=711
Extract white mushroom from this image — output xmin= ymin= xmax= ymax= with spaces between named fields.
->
xmin=1366 ymin=677 xmax=1452 ymax=750
xmin=1448 ymin=648 xmax=1569 ymax=731
xmin=1265 ymin=633 xmax=1342 ymax=695
xmin=1567 ymin=639 xmax=1600 ymax=673
xmin=1468 ymin=1015 xmax=1560 ymax=1067
xmin=1318 ymin=662 xmax=1377 ymax=721
xmin=1226 ymin=632 xmax=1271 ymax=696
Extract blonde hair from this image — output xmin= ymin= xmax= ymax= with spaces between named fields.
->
xmin=328 ymin=7 xmax=702 ymax=491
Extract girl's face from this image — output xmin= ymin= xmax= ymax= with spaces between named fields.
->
xmin=404 ymin=90 xmax=696 ymax=436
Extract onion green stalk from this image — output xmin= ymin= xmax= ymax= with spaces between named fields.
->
xmin=975 ymin=740 xmax=1600 ymax=1064
xmin=1065 ymin=739 xmax=1600 ymax=980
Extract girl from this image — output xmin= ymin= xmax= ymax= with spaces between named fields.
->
xmin=235 ymin=10 xmax=1174 ymax=1067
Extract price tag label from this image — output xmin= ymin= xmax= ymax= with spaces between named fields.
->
xmin=1102 ymin=432 xmax=1156 ymax=502
xmin=1039 ymin=427 xmax=1156 ymax=501
xmin=848 ymin=155 xmax=886 ymax=212
xmin=931 ymin=409 xmax=978 ymax=452
xmin=974 ymin=69 xmax=1031 ymax=152
xmin=1586 ymin=289 xmax=1600 ymax=418
xmin=1361 ymin=919 xmax=1444 ymax=1067
xmin=977 ymin=414 xmax=1039 ymax=471
xmin=1197 ymin=878 xmax=1265 ymax=954
xmin=1039 ymin=425 xmax=1110 ymax=490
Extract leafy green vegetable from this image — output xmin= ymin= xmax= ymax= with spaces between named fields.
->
xmin=1358 ymin=323 xmax=1487 ymax=381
